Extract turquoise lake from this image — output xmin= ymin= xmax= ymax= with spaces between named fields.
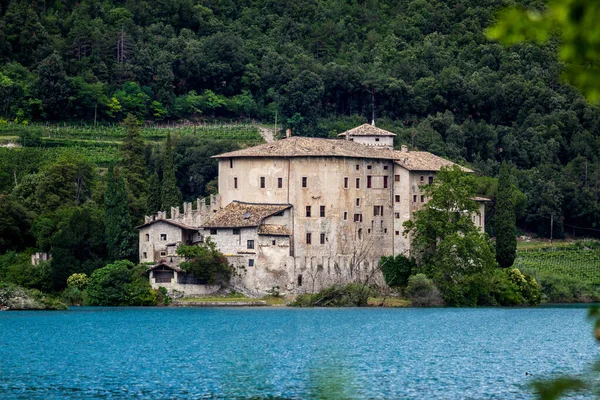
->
xmin=0 ymin=307 xmax=597 ymax=399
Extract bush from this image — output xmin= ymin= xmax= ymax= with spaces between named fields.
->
xmin=62 ymin=285 xmax=84 ymax=306
xmin=380 ymin=254 xmax=415 ymax=288
xmin=154 ymin=286 xmax=171 ymax=306
xmin=291 ymin=284 xmax=372 ymax=307
xmin=85 ymin=260 xmax=157 ymax=306
xmin=0 ymin=282 xmax=67 ymax=310
xmin=405 ymin=274 xmax=444 ymax=307
xmin=534 ymin=273 xmax=600 ymax=303
xmin=177 ymin=239 xmax=232 ymax=286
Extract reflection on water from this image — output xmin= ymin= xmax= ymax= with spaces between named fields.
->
xmin=0 ymin=307 xmax=597 ymax=399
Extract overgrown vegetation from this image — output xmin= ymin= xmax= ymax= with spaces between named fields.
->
xmin=177 ymin=239 xmax=232 ymax=286
xmin=85 ymin=260 xmax=156 ymax=306
xmin=291 ymin=284 xmax=372 ymax=307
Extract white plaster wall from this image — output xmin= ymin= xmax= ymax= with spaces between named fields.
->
xmin=350 ymin=136 xmax=394 ymax=149
xmin=139 ymin=222 xmax=185 ymax=263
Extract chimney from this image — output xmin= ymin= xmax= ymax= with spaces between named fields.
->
xmin=286 ymin=128 xmax=292 ymax=138
xmin=371 ymin=119 xmax=375 ymax=126
xmin=401 ymin=145 xmax=408 ymax=153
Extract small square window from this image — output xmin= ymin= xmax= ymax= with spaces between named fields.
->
xmin=247 ymin=240 xmax=255 ymax=249
xmin=260 ymin=176 xmax=265 ymax=188
xmin=306 ymin=206 xmax=311 ymax=217
xmin=356 ymin=164 xmax=359 ymax=171
xmin=375 ymin=138 xmax=380 ymax=142
xmin=210 ymin=229 xmax=217 ymax=235
xmin=249 ymin=259 xmax=255 ymax=267
xmin=306 ymin=232 xmax=312 ymax=244
xmin=395 ymin=231 xmax=400 ymax=236
xmin=354 ymin=213 xmax=362 ymax=222
xmin=160 ymin=251 xmax=166 ymax=257
xmin=395 ymin=212 xmax=400 ymax=219
xmin=145 ymin=234 xmax=150 ymax=242
xmin=383 ymin=165 xmax=388 ymax=170
xmin=421 ymin=195 xmax=425 ymax=203
xmin=356 ymin=198 xmax=360 ymax=207
xmin=160 ymin=234 xmax=167 ymax=241
xmin=233 ymin=228 xmax=240 ymax=235
xmin=320 ymin=233 xmax=326 ymax=244
xmin=272 ymin=240 xmax=276 ymax=245
xmin=367 ymin=165 xmax=372 ymax=170
xmin=142 ymin=252 xmax=147 ymax=258
xmin=278 ymin=177 xmax=283 ymax=188
xmin=320 ymin=205 xmax=325 ymax=217
xmin=395 ymin=195 xmax=400 ymax=203
xmin=394 ymin=175 xmax=400 ymax=182
xmin=302 ymin=177 xmax=307 ymax=188
xmin=420 ymin=176 xmax=424 ymax=182
xmin=413 ymin=195 xmax=417 ymax=203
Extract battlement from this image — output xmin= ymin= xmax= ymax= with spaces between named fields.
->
xmin=143 ymin=194 xmax=221 ymax=228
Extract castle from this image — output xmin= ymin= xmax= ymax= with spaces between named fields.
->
xmin=138 ymin=124 xmax=486 ymax=295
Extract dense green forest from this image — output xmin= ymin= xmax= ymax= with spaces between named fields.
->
xmin=0 ymin=0 xmax=599 ymax=250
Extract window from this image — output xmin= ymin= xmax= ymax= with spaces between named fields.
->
xmin=356 ymin=164 xmax=359 ymax=171
xmin=272 ymin=240 xmax=276 ymax=245
xmin=420 ymin=175 xmax=424 ymax=182
xmin=234 ymin=177 xmax=238 ymax=189
xmin=395 ymin=212 xmax=400 ymax=219
xmin=273 ymin=210 xmax=284 ymax=217
xmin=395 ymin=231 xmax=400 ymax=236
xmin=356 ymin=178 xmax=360 ymax=189
xmin=354 ymin=213 xmax=362 ymax=222
xmin=320 ymin=205 xmax=325 ymax=217
xmin=367 ymin=228 xmax=371 ymax=234
xmin=142 ymin=252 xmax=147 ymax=259
xmin=344 ymin=177 xmax=349 ymax=188
xmin=302 ymin=177 xmax=307 ymax=188
xmin=306 ymin=232 xmax=312 ymax=244
xmin=343 ymin=211 xmax=348 ymax=220
xmin=278 ymin=177 xmax=283 ymax=188
xmin=247 ymin=240 xmax=255 ymax=249
xmin=383 ymin=176 xmax=388 ymax=188
xmin=367 ymin=165 xmax=372 ymax=170
xmin=260 ymin=176 xmax=265 ymax=188
xmin=233 ymin=228 xmax=240 ymax=235
xmin=210 ymin=229 xmax=217 ymax=235
xmin=356 ymin=198 xmax=360 ymax=207
xmin=249 ymin=259 xmax=255 ymax=267
xmin=395 ymin=175 xmax=400 ymax=182
xmin=413 ymin=195 xmax=417 ymax=202
xmin=429 ymin=176 xmax=434 ymax=184
xmin=297 ymin=274 xmax=303 ymax=286
xmin=320 ymin=233 xmax=326 ymax=244
xmin=384 ymin=165 xmax=388 ymax=170
xmin=145 ymin=234 xmax=150 ymax=242
xmin=358 ymin=228 xmax=362 ymax=239
xmin=375 ymin=138 xmax=380 ymax=142
xmin=306 ymin=206 xmax=311 ymax=217
xmin=367 ymin=175 xmax=372 ymax=188
xmin=229 ymin=159 xmax=233 ymax=168
xmin=395 ymin=195 xmax=400 ymax=203
xmin=374 ymin=205 xmax=382 ymax=216
xmin=160 ymin=251 xmax=166 ymax=257
xmin=160 ymin=234 xmax=167 ymax=241
xmin=421 ymin=195 xmax=425 ymax=203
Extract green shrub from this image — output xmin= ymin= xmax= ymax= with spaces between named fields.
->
xmin=154 ymin=286 xmax=171 ymax=306
xmin=85 ymin=260 xmax=157 ymax=306
xmin=379 ymin=254 xmax=415 ymax=288
xmin=291 ymin=284 xmax=372 ymax=307
xmin=66 ymin=273 xmax=88 ymax=290
xmin=61 ymin=285 xmax=84 ymax=306
xmin=533 ymin=273 xmax=600 ymax=303
xmin=0 ymin=282 xmax=67 ymax=310
xmin=405 ymin=274 xmax=444 ymax=307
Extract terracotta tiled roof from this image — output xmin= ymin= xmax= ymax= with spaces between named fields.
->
xmin=394 ymin=153 xmax=471 ymax=172
xmin=337 ymin=123 xmax=396 ymax=137
xmin=203 ymin=201 xmax=291 ymax=228
xmin=257 ymin=224 xmax=291 ymax=236
xmin=135 ymin=218 xmax=197 ymax=230
xmin=213 ymin=136 xmax=471 ymax=172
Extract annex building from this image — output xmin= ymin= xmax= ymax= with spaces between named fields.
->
xmin=138 ymin=124 xmax=485 ymax=295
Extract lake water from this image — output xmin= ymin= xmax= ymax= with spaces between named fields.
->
xmin=0 ymin=307 xmax=597 ymax=399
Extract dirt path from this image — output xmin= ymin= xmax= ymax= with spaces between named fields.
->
xmin=258 ymin=126 xmax=276 ymax=143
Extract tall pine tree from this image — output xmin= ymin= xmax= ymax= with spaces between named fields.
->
xmin=495 ymin=162 xmax=517 ymax=268
xmin=105 ymin=165 xmax=137 ymax=262
xmin=147 ymin=171 xmax=162 ymax=214
xmin=120 ymin=114 xmax=147 ymax=223
xmin=161 ymin=133 xmax=182 ymax=216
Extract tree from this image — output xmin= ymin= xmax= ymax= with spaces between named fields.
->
xmin=379 ymin=254 xmax=415 ymax=288
xmin=119 ymin=114 xmax=147 ymax=222
xmin=177 ymin=238 xmax=231 ymax=286
xmin=34 ymin=52 xmax=70 ymax=119
xmin=104 ymin=165 xmax=136 ymax=262
xmin=0 ymin=194 xmax=33 ymax=253
xmin=161 ymin=133 xmax=182 ymax=215
xmin=147 ymin=171 xmax=162 ymax=214
xmin=495 ymin=162 xmax=517 ymax=268
xmin=85 ymin=260 xmax=156 ymax=306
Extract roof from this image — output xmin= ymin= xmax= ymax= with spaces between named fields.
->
xmin=394 ymin=153 xmax=471 ymax=172
xmin=337 ymin=123 xmax=396 ymax=137
xmin=147 ymin=262 xmax=182 ymax=272
xmin=203 ymin=201 xmax=292 ymax=228
xmin=213 ymin=136 xmax=470 ymax=172
xmin=257 ymin=224 xmax=291 ymax=236
xmin=136 ymin=218 xmax=197 ymax=230
xmin=473 ymin=196 xmax=492 ymax=202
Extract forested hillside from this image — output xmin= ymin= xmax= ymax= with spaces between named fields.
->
xmin=0 ymin=0 xmax=599 ymax=237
